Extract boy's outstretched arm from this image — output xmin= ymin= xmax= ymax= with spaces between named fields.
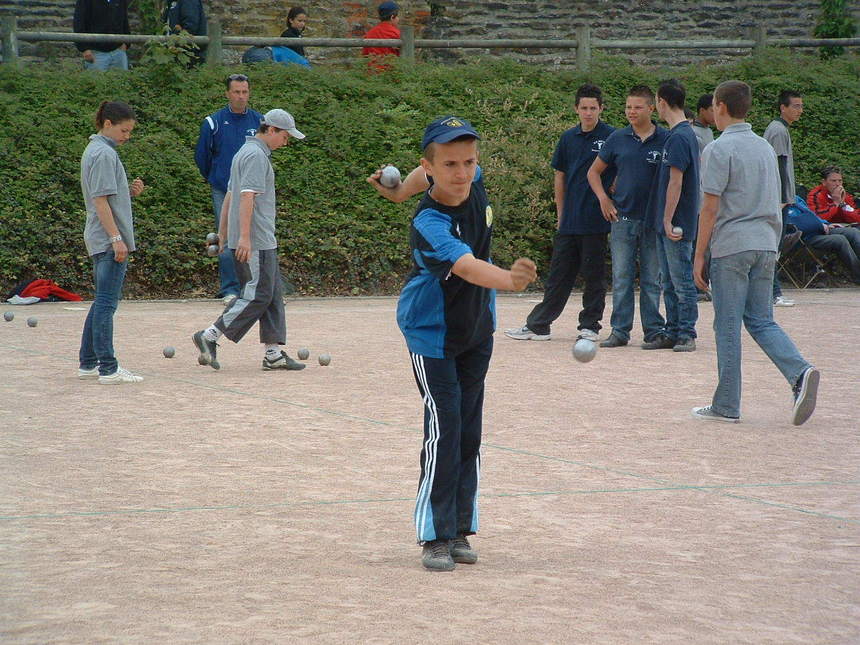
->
xmin=367 ymin=165 xmax=430 ymax=203
xmin=451 ymin=255 xmax=537 ymax=291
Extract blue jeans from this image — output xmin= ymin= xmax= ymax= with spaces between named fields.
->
xmin=79 ymin=250 xmax=128 ymax=376
xmin=657 ymin=235 xmax=698 ymax=340
xmin=84 ymin=48 xmax=129 ymax=71
xmin=211 ymin=187 xmax=240 ymax=298
xmin=608 ymin=218 xmax=665 ymax=342
xmin=710 ymin=250 xmax=811 ymax=418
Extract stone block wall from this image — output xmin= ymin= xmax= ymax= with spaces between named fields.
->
xmin=2 ymin=0 xmax=858 ymax=66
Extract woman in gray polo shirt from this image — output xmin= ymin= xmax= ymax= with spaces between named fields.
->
xmin=77 ymin=101 xmax=146 ymax=384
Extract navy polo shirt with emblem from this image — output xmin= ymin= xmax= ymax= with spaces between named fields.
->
xmin=397 ymin=166 xmax=496 ymax=359
xmin=650 ymin=120 xmax=701 ymax=238
xmin=597 ymin=123 xmax=669 ymax=220
xmin=551 ymin=121 xmax=616 ymax=235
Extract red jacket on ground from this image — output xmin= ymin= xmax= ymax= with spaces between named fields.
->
xmin=807 ymin=184 xmax=859 ymax=224
xmin=362 ymin=21 xmax=400 ymax=71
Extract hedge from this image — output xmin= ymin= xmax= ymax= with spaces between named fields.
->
xmin=0 ymin=51 xmax=858 ymax=298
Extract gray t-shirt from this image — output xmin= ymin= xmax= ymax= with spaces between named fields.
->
xmin=701 ymin=123 xmax=781 ymax=259
xmin=81 ymin=134 xmax=135 ymax=256
xmin=691 ymin=121 xmax=714 ymax=155
xmin=226 ymin=136 xmax=277 ymax=251
xmin=763 ymin=118 xmax=795 ymax=204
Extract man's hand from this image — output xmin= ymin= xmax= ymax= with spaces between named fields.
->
xmin=665 ymin=219 xmax=682 ymax=241
xmin=234 ymin=236 xmax=251 ymax=264
xmin=83 ymin=49 xmax=95 ymax=62
xmin=130 ymin=177 xmax=145 ymax=197
xmin=112 ymin=239 xmax=129 ymax=263
xmin=598 ymin=195 xmax=618 ymax=222
xmin=510 ymin=258 xmax=537 ymax=291
xmin=693 ymin=254 xmax=708 ymax=291
xmin=832 ymin=185 xmax=846 ymax=205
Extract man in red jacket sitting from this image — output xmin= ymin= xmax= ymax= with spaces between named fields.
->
xmin=807 ymin=166 xmax=858 ymax=225
xmin=362 ymin=2 xmax=401 ymax=72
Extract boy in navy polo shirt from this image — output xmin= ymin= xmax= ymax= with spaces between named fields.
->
xmin=649 ymin=79 xmax=700 ymax=352
xmin=505 ymin=83 xmax=615 ymax=343
xmin=375 ymin=116 xmax=536 ymax=571
xmin=587 ymin=85 xmax=668 ymax=348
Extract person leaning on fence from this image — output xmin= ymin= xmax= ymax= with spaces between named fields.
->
xmin=763 ymin=89 xmax=804 ymax=307
xmin=192 ymin=109 xmax=308 ymax=373
xmin=693 ymin=80 xmax=819 ymax=426
xmin=162 ymin=0 xmax=207 ymax=65
xmin=73 ymin=0 xmax=131 ymax=71
xmin=362 ymin=2 xmax=401 ymax=72
xmin=77 ymin=101 xmax=146 ymax=384
xmin=281 ymin=6 xmax=308 ymax=56
xmin=194 ymin=74 xmax=263 ymax=304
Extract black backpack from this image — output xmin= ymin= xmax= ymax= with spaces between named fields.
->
xmin=162 ymin=1 xmax=181 ymax=32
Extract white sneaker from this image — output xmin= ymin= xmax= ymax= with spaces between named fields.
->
xmin=222 ymin=295 xmax=237 ymax=306
xmin=98 ymin=367 xmax=144 ymax=384
xmin=577 ymin=329 xmax=599 ymax=342
xmin=503 ymin=325 xmax=551 ymax=341
xmin=78 ymin=367 xmax=99 ymax=380
xmin=773 ymin=296 xmax=795 ymax=307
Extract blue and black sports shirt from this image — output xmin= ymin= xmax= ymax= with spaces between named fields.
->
xmin=396 ymin=166 xmax=496 ymax=359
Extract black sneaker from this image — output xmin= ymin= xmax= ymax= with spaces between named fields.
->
xmin=599 ymin=333 xmax=628 ymax=348
xmin=449 ymin=535 xmax=478 ymax=564
xmin=792 ymin=367 xmax=820 ymax=426
xmin=421 ymin=539 xmax=455 ymax=571
xmin=673 ymin=338 xmax=696 ymax=352
xmin=262 ymin=350 xmax=306 ymax=371
xmin=641 ymin=335 xmax=675 ymax=350
xmin=192 ymin=330 xmax=220 ymax=370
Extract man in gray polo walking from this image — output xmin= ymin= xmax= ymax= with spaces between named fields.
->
xmin=193 ymin=109 xmax=307 ymax=372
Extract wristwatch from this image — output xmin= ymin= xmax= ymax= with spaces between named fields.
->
xmin=109 ymin=234 xmax=122 ymax=243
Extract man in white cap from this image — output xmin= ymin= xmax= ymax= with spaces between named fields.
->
xmin=193 ymin=109 xmax=307 ymax=372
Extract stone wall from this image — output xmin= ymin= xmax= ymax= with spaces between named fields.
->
xmin=2 ymin=0 xmax=858 ymax=66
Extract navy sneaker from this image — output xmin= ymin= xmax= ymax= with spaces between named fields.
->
xmin=791 ymin=367 xmax=819 ymax=426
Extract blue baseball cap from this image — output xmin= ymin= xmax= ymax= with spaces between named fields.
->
xmin=378 ymin=2 xmax=399 ymax=19
xmin=421 ymin=116 xmax=481 ymax=150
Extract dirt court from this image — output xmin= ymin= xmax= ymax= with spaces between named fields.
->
xmin=1 ymin=289 xmax=858 ymax=644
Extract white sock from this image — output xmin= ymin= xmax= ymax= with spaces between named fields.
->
xmin=265 ymin=345 xmax=281 ymax=359
xmin=203 ymin=326 xmax=222 ymax=342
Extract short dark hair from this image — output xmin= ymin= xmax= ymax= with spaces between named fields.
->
xmin=683 ymin=107 xmax=694 ymax=120
xmin=820 ymin=165 xmax=842 ymax=180
xmin=258 ymin=123 xmax=285 ymax=134
xmin=575 ymin=83 xmax=603 ymax=107
xmin=696 ymin=94 xmax=713 ymax=111
xmin=627 ymin=84 xmax=654 ymax=105
xmin=225 ymin=73 xmax=249 ymax=89
xmin=95 ymin=100 xmax=136 ymax=129
xmin=778 ymin=89 xmax=802 ymax=108
xmin=657 ymin=79 xmax=686 ymax=110
xmin=714 ymin=80 xmax=752 ymax=119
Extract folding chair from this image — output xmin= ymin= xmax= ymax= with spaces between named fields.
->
xmin=777 ymin=237 xmax=829 ymax=289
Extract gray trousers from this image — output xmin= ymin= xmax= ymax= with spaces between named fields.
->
xmin=215 ymin=248 xmax=286 ymax=345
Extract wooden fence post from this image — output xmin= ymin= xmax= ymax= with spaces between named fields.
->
xmin=1 ymin=16 xmax=19 ymax=65
xmin=748 ymin=24 xmax=766 ymax=53
xmin=206 ymin=18 xmax=221 ymax=66
xmin=401 ymin=24 xmax=415 ymax=62
xmin=576 ymin=25 xmax=590 ymax=72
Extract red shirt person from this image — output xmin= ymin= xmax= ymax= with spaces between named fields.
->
xmin=807 ymin=166 xmax=858 ymax=224
xmin=362 ymin=1 xmax=401 ymax=71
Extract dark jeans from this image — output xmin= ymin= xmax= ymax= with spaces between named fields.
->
xmin=657 ymin=234 xmax=698 ymax=340
xmin=526 ymin=232 xmax=607 ymax=335
xmin=410 ymin=336 xmax=492 ymax=543
xmin=805 ymin=228 xmax=860 ymax=283
xmin=772 ymin=205 xmax=789 ymax=298
xmin=78 ymin=249 xmax=128 ymax=376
